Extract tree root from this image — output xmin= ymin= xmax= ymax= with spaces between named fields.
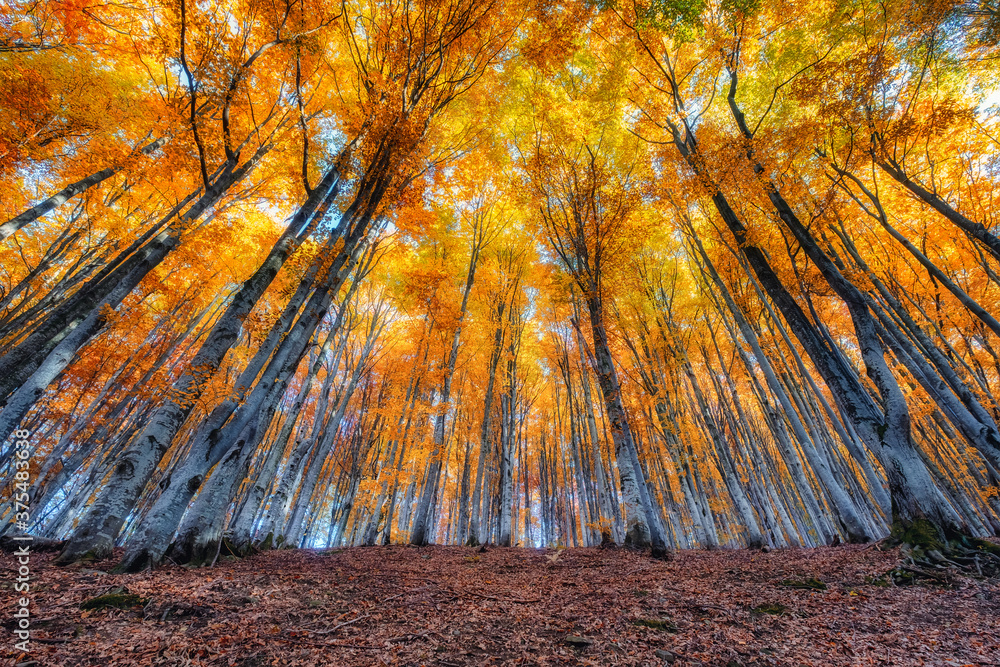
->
xmin=884 ymin=515 xmax=1000 ymax=585
xmin=888 ymin=538 xmax=1000 ymax=585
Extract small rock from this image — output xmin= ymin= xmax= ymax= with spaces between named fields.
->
xmin=761 ymin=545 xmax=771 ymax=553
xmin=654 ymin=649 xmax=677 ymax=663
xmin=565 ymin=635 xmax=593 ymax=647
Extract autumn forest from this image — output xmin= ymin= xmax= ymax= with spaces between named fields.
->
xmin=3 ymin=0 xmax=1000 ymax=596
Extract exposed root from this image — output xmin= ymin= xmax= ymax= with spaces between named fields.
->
xmin=886 ymin=517 xmax=1000 ymax=585
xmin=0 ymin=534 xmax=64 ymax=552
xmin=889 ymin=543 xmax=1000 ymax=585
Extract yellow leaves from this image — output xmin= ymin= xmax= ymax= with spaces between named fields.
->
xmin=519 ymin=1 xmax=595 ymax=73
xmin=394 ymin=204 xmax=438 ymax=240
xmin=6 ymin=0 xmax=1000 ymax=554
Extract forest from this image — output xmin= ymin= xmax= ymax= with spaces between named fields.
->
xmin=3 ymin=0 xmax=1000 ymax=602
xmin=5 ymin=0 xmax=1000 ymax=663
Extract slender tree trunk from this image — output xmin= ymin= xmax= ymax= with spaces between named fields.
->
xmin=410 ymin=232 xmax=483 ymax=544
xmin=583 ymin=292 xmax=668 ymax=552
xmin=56 ymin=164 xmax=349 ymax=563
xmin=0 ymin=137 xmax=167 ymax=241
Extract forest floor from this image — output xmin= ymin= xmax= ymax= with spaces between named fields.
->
xmin=2 ymin=542 xmax=999 ymax=666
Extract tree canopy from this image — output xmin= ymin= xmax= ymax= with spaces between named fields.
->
xmin=2 ymin=0 xmax=1000 ymax=570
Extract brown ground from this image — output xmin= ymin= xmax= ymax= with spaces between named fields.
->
xmin=2 ymin=543 xmax=999 ymax=666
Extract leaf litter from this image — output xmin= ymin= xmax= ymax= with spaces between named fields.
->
xmin=3 ymin=543 xmax=999 ymax=666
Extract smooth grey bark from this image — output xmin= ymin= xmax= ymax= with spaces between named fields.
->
xmin=617 ymin=297 xmax=719 ymax=548
xmin=0 ymin=220 xmax=180 ymax=408
xmin=0 ymin=294 xmax=213 ymax=530
xmin=497 ymin=303 xmax=524 ymax=547
xmin=456 ymin=436 xmax=473 ymax=544
xmin=682 ymin=338 xmax=766 ymax=547
xmin=167 ymin=419 xmax=261 ymax=567
xmin=115 ymin=281 xmax=334 ymax=570
xmin=254 ymin=285 xmax=366 ymax=546
xmin=688 ymin=230 xmax=872 ymax=542
xmin=0 ymin=143 xmax=269 ymax=408
xmin=226 ymin=327 xmax=339 ymax=552
xmin=369 ymin=353 xmax=426 ymax=545
xmin=55 ymin=163 xmax=343 ymax=563
xmin=0 ymin=223 xmax=97 ymax=342
xmin=410 ymin=229 xmax=485 ymax=545
xmin=468 ymin=301 xmax=505 ymax=546
xmin=582 ymin=291 xmax=668 ymax=552
xmin=758 ymin=222 xmax=956 ymax=527
xmin=564 ymin=392 xmax=596 ymax=545
xmin=120 ymin=238 xmax=373 ymax=567
xmin=873 ymin=150 xmax=1000 ymax=263
xmin=0 ymin=239 xmax=213 ymax=446
xmin=828 ymin=179 xmax=1000 ymax=473
xmin=0 ymin=137 xmax=167 ymax=241
xmin=165 ymin=269 xmax=352 ymax=564
xmin=832 ymin=165 xmax=1000 ymax=338
xmin=124 ymin=219 xmax=378 ymax=568
xmin=572 ymin=301 xmax=617 ymax=543
xmin=659 ymin=89 xmax=958 ymax=534
xmin=282 ymin=303 xmax=388 ymax=546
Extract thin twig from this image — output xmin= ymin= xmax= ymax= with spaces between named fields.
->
xmin=309 ymin=613 xmax=372 ymax=635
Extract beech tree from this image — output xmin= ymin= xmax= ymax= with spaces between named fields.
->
xmin=2 ymin=0 xmax=998 ymax=571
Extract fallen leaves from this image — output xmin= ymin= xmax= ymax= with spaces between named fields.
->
xmin=2 ymin=543 xmax=998 ymax=666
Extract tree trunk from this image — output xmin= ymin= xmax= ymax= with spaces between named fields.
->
xmin=0 ymin=137 xmax=167 ymax=241
xmin=56 ymin=164 xmax=348 ymax=564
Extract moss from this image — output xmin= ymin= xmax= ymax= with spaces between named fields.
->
xmin=80 ymin=591 xmax=147 ymax=610
xmin=953 ymin=536 xmax=1000 ymax=557
xmin=77 ymin=549 xmax=103 ymax=563
xmin=864 ymin=575 xmax=890 ymax=587
xmin=780 ymin=577 xmax=827 ymax=591
xmin=632 ymin=618 xmax=677 ymax=632
xmin=889 ymin=567 xmax=918 ymax=586
xmin=751 ymin=602 xmax=789 ymax=616
xmin=890 ymin=515 xmax=945 ymax=552
xmin=221 ymin=537 xmax=242 ymax=558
